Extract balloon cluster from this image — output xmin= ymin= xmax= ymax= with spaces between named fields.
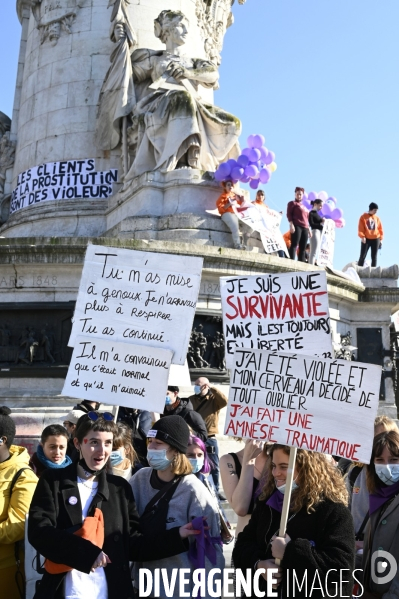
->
xmin=214 ymin=134 xmax=277 ymax=190
xmin=303 ymin=191 xmax=345 ymax=228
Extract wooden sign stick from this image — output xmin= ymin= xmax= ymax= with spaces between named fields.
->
xmin=275 ymin=446 xmax=297 ymax=566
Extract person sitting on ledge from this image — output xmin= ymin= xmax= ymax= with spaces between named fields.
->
xmin=216 ymin=180 xmax=247 ymax=249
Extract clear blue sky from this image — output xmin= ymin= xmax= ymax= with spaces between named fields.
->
xmin=1 ymin=0 xmax=398 ymax=270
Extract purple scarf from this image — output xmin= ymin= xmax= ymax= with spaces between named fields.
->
xmin=369 ymin=479 xmax=399 ymax=515
xmin=266 ymin=489 xmax=284 ymax=513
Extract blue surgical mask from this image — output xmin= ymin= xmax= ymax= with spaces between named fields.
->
xmin=165 ymin=396 xmax=173 ymax=405
xmin=375 ymin=464 xmax=399 ymax=485
xmin=147 ymin=448 xmax=172 ymax=471
xmin=276 ymin=480 xmax=299 ymax=495
xmin=194 ymin=385 xmax=201 ymax=395
xmin=189 ymin=456 xmax=204 ymax=474
xmin=110 ymin=450 xmax=124 ymax=467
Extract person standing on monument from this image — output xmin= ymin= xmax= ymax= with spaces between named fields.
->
xmin=286 ymin=187 xmax=312 ymax=262
xmin=357 ymin=202 xmax=384 ymax=267
xmin=308 ymin=199 xmax=325 ymax=265
xmin=188 ymin=377 xmax=228 ymax=500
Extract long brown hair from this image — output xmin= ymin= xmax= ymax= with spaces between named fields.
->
xmin=259 ymin=444 xmax=348 ymax=513
xmin=366 ymin=430 xmax=399 ymax=494
xmin=113 ymin=422 xmax=138 ymax=466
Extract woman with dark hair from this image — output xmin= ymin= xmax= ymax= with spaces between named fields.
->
xmin=308 ymin=199 xmax=325 ymax=265
xmin=362 ymin=430 xmax=399 ymax=599
xmin=233 ymin=444 xmax=355 ymax=598
xmin=29 ymin=424 xmax=72 ymax=477
xmin=130 ymin=416 xmax=224 ymax=598
xmin=28 ymin=411 xmax=199 ymax=599
xmin=0 ymin=406 xmax=38 ymax=599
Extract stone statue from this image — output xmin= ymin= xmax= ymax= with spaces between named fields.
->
xmin=15 ymin=328 xmax=38 ymax=365
xmin=0 ymin=112 xmax=15 ymax=202
xmin=40 ymin=328 xmax=55 ymax=363
xmin=96 ymin=9 xmax=241 ymax=179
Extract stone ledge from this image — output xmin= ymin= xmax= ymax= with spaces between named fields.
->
xmin=360 ymin=288 xmax=399 ymax=303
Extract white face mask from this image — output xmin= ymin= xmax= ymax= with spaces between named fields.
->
xmin=375 ymin=464 xmax=399 ymax=485
xmin=276 ymin=480 xmax=299 ymax=495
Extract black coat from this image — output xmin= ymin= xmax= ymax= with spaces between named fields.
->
xmin=233 ymin=497 xmax=355 ymax=598
xmin=162 ymin=398 xmax=208 ymax=441
xmin=28 ymin=462 xmax=188 ymax=599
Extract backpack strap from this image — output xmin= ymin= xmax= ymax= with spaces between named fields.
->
xmin=356 ymin=512 xmax=370 ymax=541
xmin=142 ymin=477 xmax=182 ymax=517
xmin=228 ymin=453 xmax=242 ymax=478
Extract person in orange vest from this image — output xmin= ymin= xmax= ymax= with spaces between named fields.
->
xmin=358 ymin=202 xmax=384 ymax=267
xmin=216 ymin=180 xmax=245 ymax=249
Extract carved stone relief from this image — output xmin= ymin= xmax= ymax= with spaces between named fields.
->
xmin=0 ymin=112 xmax=15 ymax=224
xmin=31 ymin=0 xmax=83 ymax=45
xmin=195 ymin=0 xmax=246 ymax=65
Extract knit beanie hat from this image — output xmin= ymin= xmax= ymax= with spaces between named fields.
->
xmin=147 ymin=415 xmax=189 ymax=453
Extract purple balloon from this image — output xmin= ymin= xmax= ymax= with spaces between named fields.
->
xmin=249 ymin=178 xmax=260 ymax=189
xmin=240 ymin=175 xmax=251 ymax=183
xmin=331 ymin=207 xmax=343 ymax=220
xmin=308 ymin=191 xmax=317 ymax=202
xmin=218 ymin=162 xmax=231 ymax=178
xmin=259 ymin=168 xmax=271 ymax=184
xmin=231 ymin=166 xmax=245 ymax=180
xmin=322 ymin=203 xmax=332 ymax=217
xmin=259 ymin=146 xmax=269 ymax=162
xmin=226 ymin=159 xmax=237 ymax=169
xmin=302 ymin=198 xmax=312 ymax=210
xmin=214 ymin=169 xmax=225 ymax=181
xmin=247 ymin=134 xmax=256 ymax=148
xmin=265 ymin=150 xmax=275 ymax=165
xmin=327 ymin=196 xmax=337 ymax=206
xmin=237 ymin=154 xmax=249 ymax=168
xmin=252 ymin=134 xmax=265 ymax=149
xmin=242 ymin=147 xmax=251 ymax=157
xmin=248 ymin=148 xmax=261 ymax=162
xmin=244 ymin=164 xmax=259 ymax=178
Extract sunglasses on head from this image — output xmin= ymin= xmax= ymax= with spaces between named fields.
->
xmin=87 ymin=411 xmax=114 ymax=422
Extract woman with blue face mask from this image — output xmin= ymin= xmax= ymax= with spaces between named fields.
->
xmin=362 ymin=430 xmax=399 ymax=599
xmin=130 ymin=416 xmax=225 ymax=598
xmin=233 ymin=444 xmax=355 ymax=598
xmin=107 ymin=422 xmax=143 ymax=480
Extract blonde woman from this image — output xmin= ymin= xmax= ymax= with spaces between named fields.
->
xmin=233 ymin=444 xmax=355 ymax=598
xmin=130 ymin=415 xmax=224 ymax=598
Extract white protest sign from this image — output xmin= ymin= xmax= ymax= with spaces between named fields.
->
xmin=224 ymin=349 xmax=381 ymax=463
xmin=10 ymin=159 xmax=118 ymax=214
xmin=62 ymin=337 xmax=172 ymax=412
xmin=69 ymin=245 xmax=203 ymax=365
xmin=220 ymin=271 xmax=332 ymax=369
xmin=318 ymin=219 xmax=336 ymax=267
xmin=232 ymin=203 xmax=289 ymax=256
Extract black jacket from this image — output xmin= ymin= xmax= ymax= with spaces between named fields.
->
xmin=162 ymin=398 xmax=208 ymax=441
xmin=28 ymin=462 xmax=188 ymax=599
xmin=233 ymin=497 xmax=355 ymax=598
xmin=118 ymin=407 xmax=152 ymax=463
xmin=308 ymin=209 xmax=324 ymax=231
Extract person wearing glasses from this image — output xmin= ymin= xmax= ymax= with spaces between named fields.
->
xmin=28 ymin=411 xmax=200 ymax=599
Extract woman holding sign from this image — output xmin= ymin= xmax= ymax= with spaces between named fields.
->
xmin=233 ymin=444 xmax=355 ymax=598
xmin=362 ymin=430 xmax=399 ymax=599
xmin=28 ymin=412 xmax=199 ymax=599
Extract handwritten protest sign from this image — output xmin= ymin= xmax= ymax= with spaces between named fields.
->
xmin=62 ymin=337 xmax=173 ymax=412
xmin=224 ymin=349 xmax=381 ymax=463
xmin=318 ymin=219 xmax=336 ymax=267
xmin=69 ymin=245 xmax=203 ymax=364
xmin=232 ymin=203 xmax=289 ymax=256
xmin=221 ymin=271 xmax=332 ymax=369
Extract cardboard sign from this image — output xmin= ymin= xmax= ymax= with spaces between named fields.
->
xmin=69 ymin=245 xmax=203 ymax=365
xmin=224 ymin=349 xmax=381 ymax=463
xmin=62 ymin=337 xmax=172 ymax=412
xmin=10 ymin=159 xmax=118 ymax=214
xmin=318 ymin=219 xmax=336 ymax=267
xmin=220 ymin=271 xmax=332 ymax=369
xmin=232 ymin=203 xmax=289 ymax=256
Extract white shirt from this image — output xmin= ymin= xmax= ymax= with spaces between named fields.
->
xmin=64 ymin=479 xmax=108 ymax=599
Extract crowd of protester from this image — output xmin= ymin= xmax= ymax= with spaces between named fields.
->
xmin=1 ymin=386 xmax=398 ymax=598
